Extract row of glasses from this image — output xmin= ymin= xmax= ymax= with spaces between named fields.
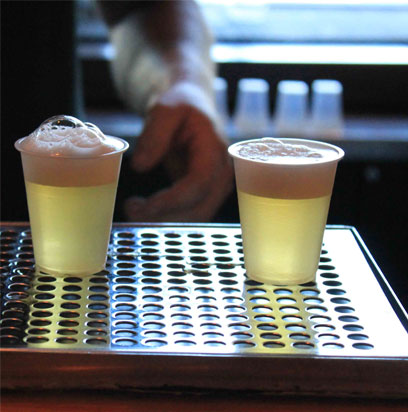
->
xmin=214 ymin=78 xmax=344 ymax=139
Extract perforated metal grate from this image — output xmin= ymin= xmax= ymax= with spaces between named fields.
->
xmin=2 ymin=223 xmax=407 ymax=360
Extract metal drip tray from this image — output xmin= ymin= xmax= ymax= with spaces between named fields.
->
xmin=1 ymin=223 xmax=408 ymax=398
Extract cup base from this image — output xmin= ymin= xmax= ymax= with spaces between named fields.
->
xmin=246 ymin=272 xmax=316 ymax=286
xmin=35 ymin=264 xmax=106 ymax=277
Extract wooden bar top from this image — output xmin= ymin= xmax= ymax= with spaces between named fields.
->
xmin=2 ymin=390 xmax=407 ymax=412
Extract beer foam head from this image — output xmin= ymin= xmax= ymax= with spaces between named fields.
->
xmin=16 ymin=115 xmax=125 ymax=157
xmin=229 ymin=137 xmax=344 ymax=198
xmin=231 ymin=137 xmax=341 ymax=165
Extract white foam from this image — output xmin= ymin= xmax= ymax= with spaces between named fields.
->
xmin=236 ymin=137 xmax=333 ymax=164
xmin=17 ymin=115 xmax=123 ymax=157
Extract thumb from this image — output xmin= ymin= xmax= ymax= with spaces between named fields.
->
xmin=131 ymin=105 xmax=183 ymax=172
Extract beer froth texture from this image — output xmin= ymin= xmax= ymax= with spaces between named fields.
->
xmin=235 ymin=137 xmax=336 ymax=164
xmin=229 ymin=138 xmax=343 ymax=199
xmin=17 ymin=115 xmax=122 ymax=157
xmin=15 ymin=115 xmax=128 ymax=187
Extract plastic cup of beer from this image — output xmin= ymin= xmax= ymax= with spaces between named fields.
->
xmin=228 ymin=137 xmax=344 ymax=285
xmin=15 ymin=115 xmax=129 ymax=276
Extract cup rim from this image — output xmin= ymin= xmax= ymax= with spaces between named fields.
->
xmin=14 ymin=135 xmax=129 ymax=159
xmin=228 ymin=137 xmax=344 ymax=167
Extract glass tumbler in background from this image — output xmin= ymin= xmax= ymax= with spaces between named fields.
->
xmin=15 ymin=134 xmax=128 ymax=276
xmin=234 ymin=78 xmax=270 ymax=137
xmin=229 ymin=138 xmax=344 ymax=285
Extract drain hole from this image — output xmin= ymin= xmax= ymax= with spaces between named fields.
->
xmin=89 ymin=276 xmax=108 ymax=284
xmin=116 ymin=269 xmax=137 ymax=277
xmin=144 ymin=331 xmax=167 ymax=338
xmin=112 ymin=320 xmax=137 ymax=329
xmin=313 ymin=324 xmax=335 ymax=332
xmin=0 ymin=336 xmax=21 ymax=346
xmin=292 ymin=342 xmax=314 ymax=349
xmin=190 ymin=256 xmax=208 ymax=262
xmin=352 ymin=342 xmax=374 ymax=350
xmin=0 ymin=327 xmax=24 ymax=337
xmin=317 ymin=333 xmax=339 ymax=341
xmin=1 ymin=318 xmax=24 ymax=327
xmin=246 ymin=287 xmax=266 ymax=296
xmin=32 ymin=310 xmax=52 ymax=318
xmin=59 ymin=320 xmax=79 ymax=327
xmin=290 ymin=333 xmax=311 ymax=341
xmin=61 ymin=302 xmax=80 ymax=310
xmin=113 ymin=329 xmax=137 ymax=337
xmin=348 ymin=333 xmax=369 ymax=341
xmin=285 ymin=324 xmax=306 ymax=332
xmin=86 ymin=329 xmax=108 ymax=337
xmin=263 ymin=341 xmax=285 ymax=349
xmin=88 ymin=294 xmax=109 ymax=301
xmin=57 ymin=329 xmax=78 ymax=336
xmin=143 ymin=339 xmax=167 ymax=347
xmin=117 ymin=239 xmax=135 ymax=246
xmin=204 ymin=340 xmax=226 ymax=347
xmin=320 ymin=272 xmax=339 ymax=279
xmin=59 ymin=311 xmax=80 ymax=318
xmin=34 ymin=293 xmax=55 ymax=300
xmin=64 ymin=277 xmax=82 ymax=283
xmin=231 ymin=331 xmax=253 ymax=339
xmin=228 ymin=323 xmax=250 ymax=331
xmin=318 ymin=264 xmax=335 ymax=271
xmin=279 ymin=306 xmax=300 ymax=314
xmin=300 ymin=288 xmax=319 ymax=296
xmin=323 ymin=342 xmax=344 ymax=349
xmin=36 ymin=284 xmax=56 ymax=291
xmin=323 ymin=280 xmax=342 ymax=287
xmin=233 ymin=340 xmax=256 ymax=348
xmin=85 ymin=338 xmax=108 ymax=345
xmin=254 ymin=315 xmax=275 ymax=322
xmin=8 ymin=283 xmax=30 ymax=292
xmin=261 ymin=332 xmax=282 ymax=340
xmin=282 ymin=315 xmax=303 ymax=323
xmin=188 ymin=233 xmax=204 ymax=239
xmin=28 ymin=328 xmax=50 ymax=335
xmin=175 ymin=339 xmax=196 ymax=346
xmin=116 ymin=262 xmax=137 ymax=269
xmin=327 ymin=288 xmax=346 ymax=296
xmin=335 ymin=306 xmax=355 ymax=313
xmin=88 ymin=303 xmax=108 ymax=311
xmin=343 ymin=324 xmax=364 ymax=331
xmin=37 ymin=276 xmax=56 ymax=283
xmin=309 ymin=315 xmax=331 ymax=323
xmin=339 ymin=315 xmax=359 ymax=323
xmin=62 ymin=293 xmax=81 ymax=301
xmin=26 ymin=336 xmax=49 ymax=344
xmin=30 ymin=319 xmax=52 ymax=326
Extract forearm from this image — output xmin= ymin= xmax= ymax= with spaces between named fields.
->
xmin=98 ymin=0 xmax=215 ymax=115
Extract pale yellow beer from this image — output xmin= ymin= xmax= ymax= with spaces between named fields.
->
xmin=26 ymin=181 xmax=117 ymax=275
xmin=15 ymin=115 xmax=128 ymax=276
xmin=229 ymin=137 xmax=344 ymax=285
xmin=237 ymin=191 xmax=330 ymax=284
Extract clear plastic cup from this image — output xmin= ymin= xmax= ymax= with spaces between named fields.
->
xmin=214 ymin=77 xmax=229 ymax=133
xmin=15 ymin=117 xmax=128 ymax=276
xmin=274 ymin=80 xmax=309 ymax=137
xmin=229 ymin=137 xmax=344 ymax=285
xmin=234 ymin=78 xmax=270 ymax=137
xmin=310 ymin=79 xmax=344 ymax=139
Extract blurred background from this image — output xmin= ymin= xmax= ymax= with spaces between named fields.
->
xmin=2 ymin=0 xmax=408 ymax=308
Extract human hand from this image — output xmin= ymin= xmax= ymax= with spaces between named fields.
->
xmin=124 ymin=82 xmax=234 ymax=222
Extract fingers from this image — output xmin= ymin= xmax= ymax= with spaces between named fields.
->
xmin=124 ymin=124 xmax=233 ymax=222
xmin=124 ymin=158 xmax=233 ymax=222
xmin=126 ymin=92 xmax=234 ymax=222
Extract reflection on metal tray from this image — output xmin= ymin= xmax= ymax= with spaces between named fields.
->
xmin=1 ymin=223 xmax=408 ymax=397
